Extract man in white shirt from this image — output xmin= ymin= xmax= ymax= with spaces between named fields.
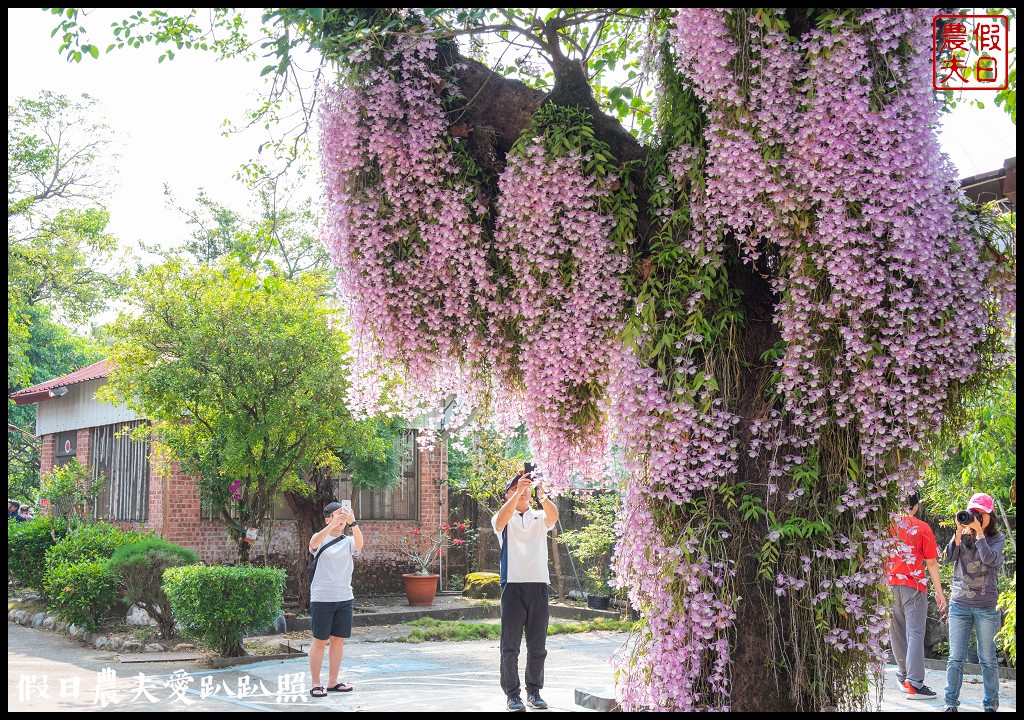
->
xmin=492 ymin=466 xmax=559 ymax=712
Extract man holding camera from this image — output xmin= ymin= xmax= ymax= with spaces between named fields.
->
xmin=887 ymin=491 xmax=946 ymax=700
xmin=492 ymin=464 xmax=559 ymax=712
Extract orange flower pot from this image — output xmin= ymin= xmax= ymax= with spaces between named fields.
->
xmin=402 ymin=573 xmax=439 ymax=607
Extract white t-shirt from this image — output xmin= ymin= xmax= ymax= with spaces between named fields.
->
xmin=492 ymin=509 xmax=551 ymax=584
xmin=309 ymin=534 xmax=355 ymax=603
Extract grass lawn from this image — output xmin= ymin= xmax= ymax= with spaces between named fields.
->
xmin=393 ymin=616 xmax=636 ymax=643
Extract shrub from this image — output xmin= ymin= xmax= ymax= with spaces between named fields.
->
xmin=38 ymin=459 xmax=103 ymax=530
xmin=996 ymin=573 xmax=1016 ymax=667
xmin=163 ymin=564 xmax=285 ymax=657
xmin=558 ymin=491 xmax=619 ymax=595
xmin=43 ymin=560 xmax=119 ymax=631
xmin=107 ymin=539 xmax=202 ymax=639
xmin=8 ymin=516 xmax=69 ymax=590
xmin=44 ymin=522 xmax=154 ymax=577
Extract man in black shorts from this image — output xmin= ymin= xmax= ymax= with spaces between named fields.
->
xmin=308 ymin=501 xmax=363 ymax=697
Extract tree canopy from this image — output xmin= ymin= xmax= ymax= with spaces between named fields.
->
xmin=44 ymin=7 xmax=1015 ymax=712
xmin=8 ymin=90 xmax=121 ymax=500
xmin=101 ymin=259 xmax=374 ymax=561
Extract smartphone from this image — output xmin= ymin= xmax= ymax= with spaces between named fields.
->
xmin=340 ymin=500 xmax=352 ymax=511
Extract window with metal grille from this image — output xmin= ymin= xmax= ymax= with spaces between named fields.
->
xmin=90 ymin=421 xmax=150 ymax=523
xmin=201 ymin=430 xmax=420 ymax=522
xmin=350 ymin=429 xmax=419 ymax=520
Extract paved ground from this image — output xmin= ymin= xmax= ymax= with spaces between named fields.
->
xmin=8 ymin=595 xmax=1016 ymax=713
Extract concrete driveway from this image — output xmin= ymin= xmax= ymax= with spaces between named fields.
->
xmin=8 ymin=621 xmax=1015 ymax=712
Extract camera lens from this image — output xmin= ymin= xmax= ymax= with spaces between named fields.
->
xmin=955 ymin=509 xmax=974 ymax=525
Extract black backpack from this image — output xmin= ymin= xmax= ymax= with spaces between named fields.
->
xmin=308 ymin=535 xmax=346 ymax=585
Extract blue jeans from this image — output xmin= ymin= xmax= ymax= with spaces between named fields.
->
xmin=944 ymin=602 xmax=1001 ymax=711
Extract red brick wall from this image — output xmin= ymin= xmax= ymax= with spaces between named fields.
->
xmin=141 ymin=445 xmax=295 ymax=566
xmin=38 ymin=427 xmax=454 ymax=595
xmin=75 ymin=428 xmax=91 ymax=471
xmin=38 ymin=430 xmax=90 ymax=476
xmin=39 ymin=434 xmax=55 ymax=477
xmin=353 ymin=432 xmax=454 ymax=593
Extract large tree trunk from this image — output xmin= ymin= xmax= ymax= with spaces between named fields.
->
xmin=724 ymin=255 xmax=797 ymax=709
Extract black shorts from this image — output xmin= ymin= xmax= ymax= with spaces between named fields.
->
xmin=310 ymin=599 xmax=354 ymax=641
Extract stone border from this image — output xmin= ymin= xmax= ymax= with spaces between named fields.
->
xmin=7 ymin=607 xmax=194 ymax=655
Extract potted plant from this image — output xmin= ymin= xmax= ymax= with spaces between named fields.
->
xmin=584 ymin=566 xmax=612 ymax=610
xmin=390 ymin=520 xmax=468 ymax=606
xmin=558 ymin=491 xmax=618 ymax=611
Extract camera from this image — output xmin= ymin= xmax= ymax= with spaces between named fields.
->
xmin=956 ymin=508 xmax=980 ymax=525
xmin=524 ymin=462 xmax=542 ymax=503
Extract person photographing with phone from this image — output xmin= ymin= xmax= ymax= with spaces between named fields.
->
xmin=941 ymin=492 xmax=1005 ymax=713
xmin=492 ymin=463 xmax=559 ymax=712
xmin=307 ymin=500 xmax=363 ymax=698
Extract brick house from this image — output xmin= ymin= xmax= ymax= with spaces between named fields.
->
xmin=10 ymin=359 xmax=454 ymax=595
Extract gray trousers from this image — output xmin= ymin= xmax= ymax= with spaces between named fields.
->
xmin=500 ymin=582 xmax=549 ymax=697
xmin=890 ymin=584 xmax=929 ymax=688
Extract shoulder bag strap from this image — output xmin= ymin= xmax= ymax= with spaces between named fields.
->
xmin=310 ymin=534 xmax=346 ymax=582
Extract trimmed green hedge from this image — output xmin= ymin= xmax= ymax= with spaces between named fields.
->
xmin=43 ymin=560 xmax=118 ymax=631
xmin=8 ymin=517 xmax=69 ymax=590
xmin=44 ymin=522 xmax=154 ymax=575
xmin=40 ymin=522 xmax=154 ymax=629
xmin=107 ymin=539 xmax=202 ymax=639
xmin=163 ymin=564 xmax=285 ymax=657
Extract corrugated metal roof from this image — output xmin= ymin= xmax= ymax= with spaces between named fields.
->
xmin=9 ymin=359 xmax=114 ymax=405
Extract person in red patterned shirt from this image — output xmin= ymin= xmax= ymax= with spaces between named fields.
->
xmin=887 ymin=491 xmax=947 ymax=700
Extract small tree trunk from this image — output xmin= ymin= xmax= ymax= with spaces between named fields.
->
xmin=237 ymin=537 xmax=251 ymax=564
xmin=550 ymin=526 xmax=565 ymax=601
xmin=288 ymin=496 xmax=323 ymax=613
xmin=286 ymin=467 xmax=341 ymax=612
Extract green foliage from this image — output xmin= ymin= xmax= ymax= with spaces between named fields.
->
xmin=559 ymin=491 xmax=619 ymax=595
xmin=107 ymin=539 xmax=202 ymax=639
xmin=340 ymin=415 xmax=405 ymax=490
xmin=447 ymin=426 xmax=531 ymax=516
xmin=43 ymin=559 xmax=119 ymax=631
xmin=399 ymin=617 xmax=502 ymax=643
xmin=8 ymin=91 xmax=125 ymax=324
xmin=7 ymin=304 xmax=105 ymax=500
xmin=152 ymin=182 xmax=333 ymax=281
xmin=925 ymin=361 xmax=1015 ymax=517
xmin=7 ymin=516 xmax=69 ymax=590
xmin=44 ymin=522 xmax=153 ymax=575
xmin=996 ymin=573 xmax=1016 ymax=666
xmin=101 ymin=257 xmax=370 ymax=560
xmin=394 ymin=615 xmax=633 ymax=642
xmin=162 ymin=564 xmax=285 ymax=656
xmin=8 ymin=89 xmax=120 ymax=500
xmin=37 ymin=460 xmax=104 ymax=531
